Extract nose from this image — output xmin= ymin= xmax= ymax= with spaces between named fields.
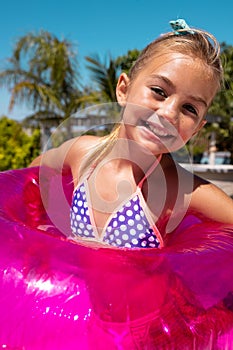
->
xmin=156 ymin=98 xmax=179 ymax=126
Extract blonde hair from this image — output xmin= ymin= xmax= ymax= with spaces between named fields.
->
xmin=79 ymin=123 xmax=121 ymax=178
xmin=79 ymin=27 xmax=223 ymax=177
xmin=129 ymin=29 xmax=223 ymax=87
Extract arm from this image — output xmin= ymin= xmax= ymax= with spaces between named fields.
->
xmin=190 ymin=176 xmax=233 ymax=225
xmin=29 ymin=135 xmax=101 ymax=185
xmin=29 ymin=154 xmax=44 ymax=167
xmin=29 ymin=138 xmax=76 ymax=172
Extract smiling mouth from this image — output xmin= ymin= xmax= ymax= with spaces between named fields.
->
xmin=140 ymin=120 xmax=176 ymax=139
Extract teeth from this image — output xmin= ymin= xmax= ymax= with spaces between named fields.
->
xmin=145 ymin=122 xmax=171 ymax=137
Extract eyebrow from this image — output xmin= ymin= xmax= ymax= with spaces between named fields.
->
xmin=148 ymin=74 xmax=208 ymax=108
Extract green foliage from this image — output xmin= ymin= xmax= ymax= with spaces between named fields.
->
xmin=85 ymin=54 xmax=120 ymax=102
xmin=84 ymin=49 xmax=141 ymax=100
xmin=84 ymin=50 xmax=141 ymax=104
xmin=115 ymin=49 xmax=141 ymax=74
xmin=0 ymin=30 xmax=95 ymax=149
xmin=0 ymin=30 xmax=84 ymax=120
xmin=0 ymin=116 xmax=40 ymax=170
xmin=207 ymin=43 xmax=233 ymax=162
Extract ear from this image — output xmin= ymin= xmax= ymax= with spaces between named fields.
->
xmin=116 ymin=73 xmax=130 ymax=106
xmin=192 ymin=119 xmax=207 ymax=136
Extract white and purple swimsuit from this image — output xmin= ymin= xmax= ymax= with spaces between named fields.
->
xmin=70 ymin=159 xmax=164 ymax=249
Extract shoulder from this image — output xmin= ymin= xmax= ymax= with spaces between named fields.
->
xmin=39 ymin=135 xmax=101 ymax=172
xmin=67 ymin=135 xmax=101 ymax=154
xmin=64 ymin=134 xmax=102 ymax=169
xmin=190 ymin=174 xmax=233 ymax=224
xmin=172 ymin=160 xmax=233 ymax=224
xmin=160 ymin=156 xmax=233 ymax=224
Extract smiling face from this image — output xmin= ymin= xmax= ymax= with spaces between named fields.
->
xmin=116 ymin=52 xmax=218 ymax=155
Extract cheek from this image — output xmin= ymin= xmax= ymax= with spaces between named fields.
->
xmin=178 ymin=118 xmax=201 ymax=141
xmin=122 ymin=102 xmax=153 ymax=126
xmin=127 ymin=86 xmax=151 ymax=105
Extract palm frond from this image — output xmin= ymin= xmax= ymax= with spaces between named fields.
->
xmin=85 ymin=54 xmax=119 ymax=102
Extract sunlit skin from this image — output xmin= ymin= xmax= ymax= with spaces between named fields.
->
xmin=30 ymin=53 xmax=233 ymax=230
xmin=116 ymin=53 xmax=218 ymax=158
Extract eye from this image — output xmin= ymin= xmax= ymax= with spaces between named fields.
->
xmin=183 ymin=103 xmax=198 ymax=116
xmin=151 ymin=87 xmax=167 ymax=98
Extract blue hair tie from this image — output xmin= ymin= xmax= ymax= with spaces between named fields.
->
xmin=169 ymin=19 xmax=195 ymax=35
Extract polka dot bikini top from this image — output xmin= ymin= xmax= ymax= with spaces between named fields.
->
xmin=70 ymin=158 xmax=164 ymax=249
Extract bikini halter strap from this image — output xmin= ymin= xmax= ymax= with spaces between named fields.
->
xmin=86 ymin=154 xmax=162 ymax=188
xmin=138 ymin=154 xmax=162 ymax=189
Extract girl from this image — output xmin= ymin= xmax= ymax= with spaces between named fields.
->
xmin=24 ymin=20 xmax=233 ymax=349
xmin=30 ymin=22 xmax=233 ymax=249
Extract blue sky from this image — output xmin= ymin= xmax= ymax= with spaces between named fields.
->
xmin=1 ymin=0 xmax=233 ymax=120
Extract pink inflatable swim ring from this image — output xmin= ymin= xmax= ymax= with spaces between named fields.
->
xmin=0 ymin=166 xmax=233 ymax=349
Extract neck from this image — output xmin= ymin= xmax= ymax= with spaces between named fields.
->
xmin=104 ymin=137 xmax=161 ymax=175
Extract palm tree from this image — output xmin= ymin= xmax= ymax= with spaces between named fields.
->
xmin=0 ymin=30 xmax=85 ymax=149
xmin=115 ymin=49 xmax=141 ymax=74
xmin=85 ymin=50 xmax=141 ymax=102
xmin=85 ymin=54 xmax=120 ymax=102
